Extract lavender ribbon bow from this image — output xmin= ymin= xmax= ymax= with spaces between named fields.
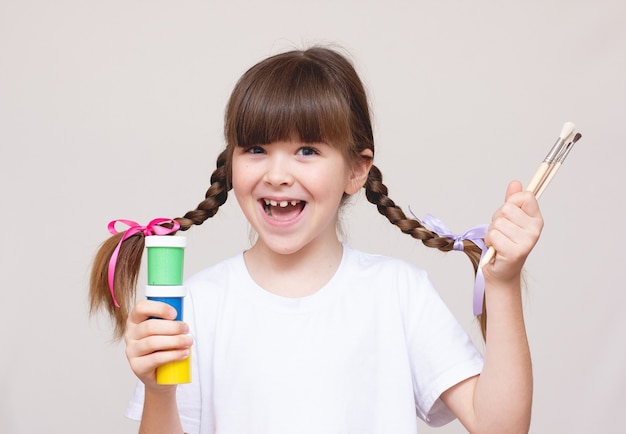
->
xmin=419 ymin=213 xmax=489 ymax=316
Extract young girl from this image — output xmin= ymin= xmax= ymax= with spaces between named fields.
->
xmin=90 ymin=46 xmax=542 ymax=433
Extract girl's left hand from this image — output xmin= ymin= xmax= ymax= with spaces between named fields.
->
xmin=483 ymin=180 xmax=544 ymax=284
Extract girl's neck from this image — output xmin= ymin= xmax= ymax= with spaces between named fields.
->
xmin=243 ymin=236 xmax=344 ymax=298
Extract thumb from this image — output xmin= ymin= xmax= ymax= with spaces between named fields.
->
xmin=505 ymin=180 xmax=523 ymax=201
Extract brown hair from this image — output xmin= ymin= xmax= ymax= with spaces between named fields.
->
xmin=89 ymin=46 xmax=487 ymax=340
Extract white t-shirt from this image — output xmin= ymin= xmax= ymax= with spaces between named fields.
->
xmin=127 ymin=245 xmax=484 ymax=433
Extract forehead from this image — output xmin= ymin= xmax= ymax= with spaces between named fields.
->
xmin=229 ymin=55 xmax=353 ymax=150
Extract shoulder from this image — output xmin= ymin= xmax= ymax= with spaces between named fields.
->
xmin=343 ymin=245 xmax=430 ymax=285
xmin=341 ymin=245 xmax=439 ymax=310
xmin=184 ymin=252 xmax=245 ymax=295
xmin=181 ymin=253 xmax=247 ymax=327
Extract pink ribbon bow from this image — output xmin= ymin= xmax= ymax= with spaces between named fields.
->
xmin=107 ymin=218 xmax=180 ymax=307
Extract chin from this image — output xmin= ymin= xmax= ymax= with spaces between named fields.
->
xmin=256 ymin=237 xmax=310 ymax=256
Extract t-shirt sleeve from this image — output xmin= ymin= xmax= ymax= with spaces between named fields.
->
xmin=398 ymin=265 xmax=484 ymax=427
xmin=125 ymin=291 xmax=203 ymax=434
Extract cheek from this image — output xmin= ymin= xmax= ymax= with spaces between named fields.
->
xmin=325 ymin=164 xmax=352 ymax=194
xmin=230 ymin=161 xmax=252 ymax=199
xmin=231 ymin=172 xmax=257 ymax=222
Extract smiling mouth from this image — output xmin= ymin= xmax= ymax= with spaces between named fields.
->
xmin=262 ymin=199 xmax=306 ymax=220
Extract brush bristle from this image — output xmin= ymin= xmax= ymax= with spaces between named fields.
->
xmin=560 ymin=121 xmax=576 ymax=140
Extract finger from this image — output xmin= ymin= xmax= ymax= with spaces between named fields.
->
xmin=486 ymin=206 xmax=542 ymax=260
xmin=515 ymin=193 xmax=541 ymax=217
xmin=490 ymin=215 xmax=523 ymax=243
xmin=504 ymin=178 xmax=541 ymax=211
xmin=125 ymin=301 xmax=187 ymax=345
xmin=491 ymin=196 xmax=541 ymax=239
xmin=505 ymin=180 xmax=523 ymax=200
xmin=126 ymin=314 xmax=189 ymax=346
xmin=486 ymin=224 xmax=531 ymax=258
xmin=490 ymin=201 xmax=543 ymax=242
xmin=496 ymin=201 xmax=530 ymax=229
xmin=133 ymin=317 xmax=189 ymax=338
xmin=127 ymin=333 xmax=193 ymax=359
xmin=128 ymin=300 xmax=178 ymax=325
xmin=490 ymin=182 xmax=529 ymax=223
xmin=145 ymin=316 xmax=189 ymax=334
xmin=128 ymin=347 xmax=191 ymax=379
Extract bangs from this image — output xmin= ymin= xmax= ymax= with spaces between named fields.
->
xmin=228 ymin=55 xmax=353 ymax=148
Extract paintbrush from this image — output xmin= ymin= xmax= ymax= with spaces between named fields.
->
xmin=526 ymin=121 xmax=577 ymax=194
xmin=479 ymin=122 xmax=578 ymax=268
xmin=535 ymin=132 xmax=582 ymax=199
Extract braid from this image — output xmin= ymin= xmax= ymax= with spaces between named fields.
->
xmin=175 ymin=148 xmax=231 ymax=230
xmin=364 ymin=164 xmax=488 ymax=339
xmin=364 ymin=165 xmax=454 ymax=251
xmin=89 ymin=148 xmax=232 ymax=340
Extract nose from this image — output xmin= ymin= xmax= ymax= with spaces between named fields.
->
xmin=263 ymin=154 xmax=294 ymax=187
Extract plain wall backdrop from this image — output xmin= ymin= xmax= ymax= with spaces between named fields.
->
xmin=1 ymin=1 xmax=624 ymax=433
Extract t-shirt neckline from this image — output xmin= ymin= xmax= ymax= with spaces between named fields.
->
xmin=235 ymin=244 xmax=352 ymax=313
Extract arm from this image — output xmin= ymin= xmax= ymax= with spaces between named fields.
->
xmin=442 ymin=181 xmax=542 ymax=433
xmin=125 ymin=300 xmax=192 ymax=434
xmin=139 ymin=388 xmax=185 ymax=434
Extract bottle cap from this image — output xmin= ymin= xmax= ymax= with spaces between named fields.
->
xmin=145 ymin=285 xmax=187 ymax=298
xmin=145 ymin=235 xmax=187 ymax=248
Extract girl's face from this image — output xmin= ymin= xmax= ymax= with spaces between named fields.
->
xmin=231 ymin=139 xmax=365 ymax=256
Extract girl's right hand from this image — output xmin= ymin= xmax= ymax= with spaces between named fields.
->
xmin=124 ymin=300 xmax=193 ymax=390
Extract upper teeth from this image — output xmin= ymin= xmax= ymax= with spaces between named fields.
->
xmin=264 ymin=199 xmax=300 ymax=207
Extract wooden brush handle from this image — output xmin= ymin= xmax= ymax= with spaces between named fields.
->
xmin=526 ymin=161 xmax=551 ymax=195
xmin=535 ymin=162 xmax=562 ymax=199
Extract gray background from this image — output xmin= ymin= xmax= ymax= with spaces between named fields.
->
xmin=1 ymin=1 xmax=624 ymax=433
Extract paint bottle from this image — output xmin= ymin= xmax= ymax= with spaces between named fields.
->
xmin=145 ymin=235 xmax=191 ymax=384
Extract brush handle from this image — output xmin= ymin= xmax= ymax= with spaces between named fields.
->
xmin=525 ymin=161 xmax=551 ymax=195
xmin=479 ymin=246 xmax=496 ymax=268
xmin=535 ymin=162 xmax=562 ymax=199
